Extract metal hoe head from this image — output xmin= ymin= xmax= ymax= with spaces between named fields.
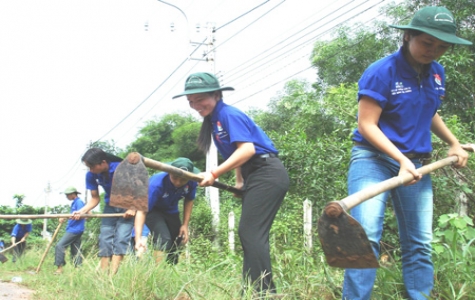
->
xmin=110 ymin=153 xmax=149 ymax=212
xmin=317 ymin=201 xmax=379 ymax=269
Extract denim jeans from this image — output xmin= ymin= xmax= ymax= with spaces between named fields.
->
xmin=99 ymin=204 xmax=134 ymax=256
xmin=342 ymin=146 xmax=433 ymax=300
xmin=54 ymin=232 xmax=83 ymax=267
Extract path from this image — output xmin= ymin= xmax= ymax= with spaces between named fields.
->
xmin=0 ymin=281 xmax=34 ymax=299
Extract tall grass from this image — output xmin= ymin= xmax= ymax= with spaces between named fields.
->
xmin=1 ymin=202 xmax=474 ymax=299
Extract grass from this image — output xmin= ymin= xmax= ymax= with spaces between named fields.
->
xmin=1 ymin=239 xmax=475 ymax=300
xmin=0 ymin=241 xmax=342 ymax=300
xmin=2 ymin=210 xmax=475 ymax=299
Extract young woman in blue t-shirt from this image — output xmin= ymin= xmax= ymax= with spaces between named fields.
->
xmin=344 ymin=6 xmax=471 ymax=300
xmin=173 ymin=72 xmax=290 ymax=296
xmin=73 ymin=148 xmax=135 ymax=274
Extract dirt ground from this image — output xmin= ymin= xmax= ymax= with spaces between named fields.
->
xmin=0 ymin=281 xmax=34 ymax=299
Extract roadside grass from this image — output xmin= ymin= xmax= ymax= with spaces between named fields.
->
xmin=1 ymin=241 xmax=341 ymax=300
xmin=1 ymin=236 xmax=475 ymax=300
xmin=1 ymin=205 xmax=473 ymax=300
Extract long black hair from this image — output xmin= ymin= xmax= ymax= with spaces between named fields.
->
xmin=81 ymin=147 xmax=123 ymax=166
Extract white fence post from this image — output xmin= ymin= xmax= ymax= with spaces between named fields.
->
xmin=303 ymin=199 xmax=312 ymax=252
xmin=228 ymin=211 xmax=235 ymax=253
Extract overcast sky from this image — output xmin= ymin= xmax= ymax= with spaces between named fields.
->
xmin=0 ymin=0 xmax=391 ymax=209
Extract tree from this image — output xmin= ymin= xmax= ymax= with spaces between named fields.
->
xmin=126 ymin=113 xmax=200 ymax=164
xmin=13 ymin=194 xmax=25 ymax=208
xmin=88 ymin=140 xmax=124 ymax=157
xmin=311 ymin=22 xmax=398 ymax=88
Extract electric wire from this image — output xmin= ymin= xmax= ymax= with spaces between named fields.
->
xmin=228 ymin=0 xmax=384 ymax=91
xmin=230 ymin=9 xmax=399 ymax=106
xmin=212 ymin=0 xmax=285 ymax=52
xmin=214 ymin=0 xmax=271 ymax=32
xmin=223 ymin=0 xmax=361 ymax=80
xmin=226 ymin=0 xmax=380 ymax=83
xmin=47 ymin=0 xmax=394 ymax=201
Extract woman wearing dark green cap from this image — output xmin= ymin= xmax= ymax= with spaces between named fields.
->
xmin=174 ymin=72 xmax=289 ymax=296
xmin=344 ymin=6 xmax=471 ymax=300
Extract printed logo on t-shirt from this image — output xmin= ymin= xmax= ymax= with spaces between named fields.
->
xmin=391 ymin=81 xmax=412 ymax=95
xmin=163 ymin=192 xmax=169 ymax=198
xmin=183 ymin=185 xmax=189 ymax=194
xmin=215 ymin=120 xmax=228 ymax=144
xmin=434 ymin=74 xmax=442 ymax=86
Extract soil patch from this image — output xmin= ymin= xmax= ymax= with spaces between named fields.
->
xmin=0 ymin=281 xmax=34 ymax=299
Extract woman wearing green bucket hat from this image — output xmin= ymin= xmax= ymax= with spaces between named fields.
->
xmin=174 ymin=72 xmax=290 ymax=296
xmin=343 ymin=6 xmax=471 ymax=300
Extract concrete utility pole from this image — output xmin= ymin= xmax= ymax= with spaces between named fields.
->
xmin=190 ymin=22 xmax=220 ymax=234
xmin=204 ymin=23 xmax=221 ymax=234
xmin=42 ymin=182 xmax=51 ymax=240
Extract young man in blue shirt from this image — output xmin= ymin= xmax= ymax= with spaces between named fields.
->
xmin=134 ymin=157 xmax=198 ymax=264
xmin=10 ymin=218 xmax=32 ymax=262
xmin=54 ymin=186 xmax=86 ymax=274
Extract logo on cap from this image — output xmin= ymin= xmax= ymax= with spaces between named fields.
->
xmin=434 ymin=13 xmax=453 ymax=23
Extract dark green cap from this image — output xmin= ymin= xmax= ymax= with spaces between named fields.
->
xmin=172 ymin=72 xmax=234 ymax=99
xmin=170 ymin=157 xmax=200 ymax=174
xmin=390 ymin=6 xmax=472 ymax=45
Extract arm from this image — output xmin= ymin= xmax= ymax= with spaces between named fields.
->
xmin=20 ymin=232 xmax=29 ymax=242
xmin=180 ymin=199 xmax=194 ymax=244
xmin=199 ymin=142 xmax=255 ymax=187
xmin=431 ymin=113 xmax=468 ymax=168
xmin=134 ymin=211 xmax=146 ymax=250
xmin=357 ymin=96 xmax=421 ymax=184
xmin=234 ymin=167 xmax=244 ymax=198
xmin=72 ymin=190 xmax=100 ymax=220
xmin=11 ymin=226 xmax=18 ymax=244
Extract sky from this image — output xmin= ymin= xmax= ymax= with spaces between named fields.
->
xmin=0 ymin=0 xmax=393 ymax=209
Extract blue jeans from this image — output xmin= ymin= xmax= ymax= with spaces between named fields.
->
xmin=54 ymin=232 xmax=83 ymax=267
xmin=99 ymin=204 xmax=134 ymax=256
xmin=342 ymin=146 xmax=433 ymax=300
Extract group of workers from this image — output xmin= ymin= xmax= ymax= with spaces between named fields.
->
xmin=1 ymin=6 xmax=472 ymax=299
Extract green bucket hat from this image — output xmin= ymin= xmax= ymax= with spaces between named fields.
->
xmin=169 ymin=157 xmax=200 ymax=174
xmin=16 ymin=218 xmax=32 ymax=225
xmin=390 ymin=6 xmax=472 ymax=45
xmin=172 ymin=72 xmax=234 ymax=99
xmin=63 ymin=186 xmax=81 ymax=195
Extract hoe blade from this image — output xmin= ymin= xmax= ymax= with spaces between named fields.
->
xmin=110 ymin=153 xmax=149 ymax=212
xmin=318 ymin=208 xmax=379 ymax=269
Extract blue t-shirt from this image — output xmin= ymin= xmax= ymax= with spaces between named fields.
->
xmin=131 ymin=224 xmax=150 ymax=238
xmin=211 ymin=100 xmax=278 ymax=159
xmin=85 ymin=161 xmax=120 ymax=204
xmin=66 ymin=197 xmax=86 ymax=234
xmin=148 ymin=172 xmax=197 ymax=214
xmin=11 ymin=224 xmax=32 ymax=239
xmin=352 ymin=47 xmax=444 ymax=153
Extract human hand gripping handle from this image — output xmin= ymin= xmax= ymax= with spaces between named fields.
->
xmin=140 ymin=154 xmax=243 ymax=195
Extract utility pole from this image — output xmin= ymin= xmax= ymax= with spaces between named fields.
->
xmin=204 ymin=23 xmax=220 ymax=235
xmin=43 ymin=182 xmax=51 ymax=240
xmin=190 ymin=22 xmax=220 ymax=235
xmin=166 ymin=4 xmax=221 ymax=236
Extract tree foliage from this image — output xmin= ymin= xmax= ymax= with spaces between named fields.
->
xmin=126 ymin=113 xmax=200 ymax=163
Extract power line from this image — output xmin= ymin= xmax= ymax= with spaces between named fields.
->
xmin=215 ymin=0 xmax=271 ymax=32
xmin=51 ymin=0 xmax=393 ymax=191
